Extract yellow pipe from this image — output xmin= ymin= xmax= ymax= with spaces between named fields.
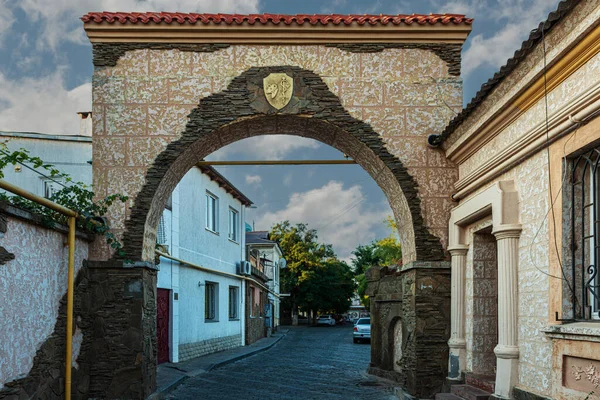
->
xmin=0 ymin=179 xmax=77 ymax=400
xmin=155 ymin=250 xmax=280 ymax=298
xmin=196 ymin=159 xmax=356 ymax=166
xmin=0 ymin=179 xmax=77 ymax=217
xmin=65 ymin=217 xmax=76 ymax=400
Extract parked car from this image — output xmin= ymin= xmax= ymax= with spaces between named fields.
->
xmin=317 ymin=314 xmax=336 ymax=326
xmin=353 ymin=318 xmax=371 ymax=343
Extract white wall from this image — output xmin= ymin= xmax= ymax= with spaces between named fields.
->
xmin=157 ymin=167 xmax=247 ymax=362
xmin=0 ymin=134 xmax=92 ymax=196
xmin=0 ymin=211 xmax=89 ymax=388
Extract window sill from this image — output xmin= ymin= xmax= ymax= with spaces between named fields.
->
xmin=543 ymin=322 xmax=600 ymax=342
xmin=228 ymin=238 xmax=239 ymax=245
xmin=229 ymin=318 xmax=240 ymax=321
xmin=205 ymin=228 xmax=219 ymax=236
xmin=205 ymin=319 xmax=219 ymax=323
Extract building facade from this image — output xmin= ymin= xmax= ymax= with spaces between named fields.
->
xmin=156 ymin=165 xmax=251 ymax=363
xmin=441 ymin=1 xmax=600 ymax=399
xmin=246 ymin=230 xmax=284 ymax=332
xmin=0 ymin=129 xmax=92 ymax=199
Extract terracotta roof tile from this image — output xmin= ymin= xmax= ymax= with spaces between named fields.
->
xmin=81 ymin=12 xmax=472 ymax=26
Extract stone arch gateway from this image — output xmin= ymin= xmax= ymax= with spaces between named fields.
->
xmin=20 ymin=12 xmax=471 ymax=399
xmin=122 ymin=66 xmax=445 ymax=265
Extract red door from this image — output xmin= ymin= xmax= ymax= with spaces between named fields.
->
xmin=157 ymin=289 xmax=170 ymax=364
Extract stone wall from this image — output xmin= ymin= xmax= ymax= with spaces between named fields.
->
xmin=468 ymin=230 xmax=497 ymax=375
xmin=366 ymin=263 xmax=451 ymax=398
xmin=0 ymin=258 xmax=157 ymax=400
xmin=178 ymin=335 xmax=242 ymax=362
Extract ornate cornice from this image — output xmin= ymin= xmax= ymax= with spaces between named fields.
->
xmin=447 ymin=22 xmax=600 ymax=164
xmin=83 ymin=12 xmax=472 ymax=45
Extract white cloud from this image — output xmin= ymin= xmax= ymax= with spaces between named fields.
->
xmin=245 ymin=174 xmax=262 ymax=184
xmin=0 ymin=70 xmax=91 ymax=134
xmin=457 ymin=0 xmax=559 ymax=77
xmin=255 ymin=181 xmax=390 ymax=260
xmin=15 ymin=0 xmax=261 ymax=50
xmin=212 ymin=135 xmax=321 ymax=161
xmin=0 ymin=0 xmax=15 ymax=46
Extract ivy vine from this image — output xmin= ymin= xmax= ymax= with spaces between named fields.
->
xmin=0 ymin=143 xmax=129 ymax=257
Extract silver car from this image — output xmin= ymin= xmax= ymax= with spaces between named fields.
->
xmin=317 ymin=314 xmax=336 ymax=326
xmin=353 ymin=318 xmax=371 ymax=343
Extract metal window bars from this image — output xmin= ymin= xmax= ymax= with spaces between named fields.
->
xmin=570 ymin=147 xmax=600 ymax=320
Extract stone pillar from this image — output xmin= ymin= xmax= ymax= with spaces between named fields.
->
xmin=447 ymin=245 xmax=469 ymax=382
xmin=491 ymin=224 xmax=522 ymax=399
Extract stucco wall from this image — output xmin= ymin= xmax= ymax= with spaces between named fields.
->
xmin=448 ymin=4 xmax=600 ymax=396
xmin=91 ymin=44 xmax=462 ymax=263
xmin=0 ymin=210 xmax=89 ymax=388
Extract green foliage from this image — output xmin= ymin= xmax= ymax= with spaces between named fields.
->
xmin=351 ymin=216 xmax=402 ymax=307
xmin=269 ymin=221 xmax=355 ymax=316
xmin=0 ymin=143 xmax=129 ymax=256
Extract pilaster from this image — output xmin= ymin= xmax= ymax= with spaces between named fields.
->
xmin=447 ymin=245 xmax=469 ymax=381
xmin=492 ymin=224 xmax=522 ymax=399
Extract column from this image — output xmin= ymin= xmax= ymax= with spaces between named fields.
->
xmin=447 ymin=244 xmax=469 ymax=381
xmin=492 ymin=224 xmax=522 ymax=399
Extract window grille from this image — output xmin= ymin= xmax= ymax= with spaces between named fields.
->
xmin=157 ymin=215 xmax=167 ymax=245
xmin=229 ymin=286 xmax=239 ymax=319
xmin=569 ymin=147 xmax=600 ymax=320
xmin=205 ymin=282 xmax=217 ymax=320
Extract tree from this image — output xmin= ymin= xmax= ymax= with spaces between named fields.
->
xmin=269 ymin=221 xmax=355 ymax=321
xmin=351 ymin=216 xmax=402 ymax=308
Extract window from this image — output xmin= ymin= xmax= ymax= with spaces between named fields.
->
xmin=206 ymin=192 xmax=218 ymax=232
xmin=229 ymin=286 xmax=239 ymax=319
xmin=229 ymin=208 xmax=239 ymax=242
xmin=567 ymin=146 xmax=600 ymax=320
xmin=156 ymin=214 xmax=167 ymax=245
xmin=205 ymin=282 xmax=218 ymax=321
xmin=42 ymin=179 xmax=62 ymax=199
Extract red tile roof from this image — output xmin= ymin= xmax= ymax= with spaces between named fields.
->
xmin=81 ymin=12 xmax=472 ymax=26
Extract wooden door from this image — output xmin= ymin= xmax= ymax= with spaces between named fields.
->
xmin=157 ymin=289 xmax=170 ymax=364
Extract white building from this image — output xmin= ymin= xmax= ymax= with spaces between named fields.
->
xmin=156 ymin=165 xmax=252 ymax=363
xmin=245 ymin=231 xmax=283 ymax=332
xmin=0 ymin=113 xmax=92 ymax=198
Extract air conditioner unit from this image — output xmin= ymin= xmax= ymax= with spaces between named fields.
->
xmin=238 ymin=261 xmax=252 ymax=276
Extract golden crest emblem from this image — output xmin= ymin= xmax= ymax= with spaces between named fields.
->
xmin=263 ymin=73 xmax=293 ymax=110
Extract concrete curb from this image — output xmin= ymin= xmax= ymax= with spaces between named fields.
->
xmin=148 ymin=332 xmax=287 ymax=399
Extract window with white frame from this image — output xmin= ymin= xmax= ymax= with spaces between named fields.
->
xmin=205 ymin=192 xmax=218 ymax=233
xmin=42 ymin=179 xmax=63 ymax=199
xmin=229 ymin=286 xmax=239 ymax=319
xmin=229 ymin=208 xmax=239 ymax=242
xmin=205 ymin=282 xmax=218 ymax=321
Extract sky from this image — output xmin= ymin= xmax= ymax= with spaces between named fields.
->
xmin=0 ymin=0 xmax=562 ymax=262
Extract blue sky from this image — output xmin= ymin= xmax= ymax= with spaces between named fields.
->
xmin=0 ymin=0 xmax=561 ymax=261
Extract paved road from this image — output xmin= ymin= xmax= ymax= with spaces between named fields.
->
xmin=166 ymin=325 xmax=397 ymax=400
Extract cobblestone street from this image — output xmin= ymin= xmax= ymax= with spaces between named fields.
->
xmin=166 ymin=326 xmax=397 ymax=400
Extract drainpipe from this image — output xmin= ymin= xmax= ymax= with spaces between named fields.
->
xmin=0 ymin=179 xmax=78 ymax=400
